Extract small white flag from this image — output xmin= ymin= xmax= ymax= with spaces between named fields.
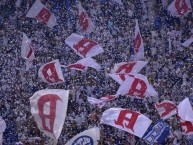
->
xmin=67 ymin=57 xmax=101 ymax=71
xmin=26 ymin=0 xmax=57 ymax=28
xmin=65 ymin=33 xmax=104 ymax=58
xmin=168 ymin=0 xmax=192 ymax=17
xmin=111 ymin=61 xmax=147 ymax=74
xmin=116 ymin=73 xmax=158 ymax=99
xmin=21 ymin=33 xmax=35 ymax=70
xmin=88 ymin=95 xmax=118 ymax=108
xmin=155 ymin=100 xmax=177 ymax=120
xmin=38 ymin=59 xmax=64 ymax=84
xmin=134 ymin=19 xmax=144 ymax=60
xmin=178 ymin=98 xmax=193 ymax=122
xmin=77 ymin=1 xmax=94 ymax=33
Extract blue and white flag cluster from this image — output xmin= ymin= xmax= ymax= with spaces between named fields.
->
xmin=143 ymin=119 xmax=170 ymax=145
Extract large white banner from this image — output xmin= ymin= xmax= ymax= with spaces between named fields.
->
xmin=38 ymin=59 xmax=64 ymax=84
xmin=30 ymin=89 xmax=69 ymax=140
xmin=65 ymin=33 xmax=104 ymax=58
xmin=65 ymin=127 xmax=100 ymax=145
xmin=26 ymin=0 xmax=57 ymax=28
xmin=101 ymin=108 xmax=152 ymax=138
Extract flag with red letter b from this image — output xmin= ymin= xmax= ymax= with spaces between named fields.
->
xmin=168 ymin=0 xmax=192 ymax=17
xmin=77 ymin=1 xmax=94 ymax=33
xmin=38 ymin=59 xmax=64 ymax=84
xmin=30 ymin=89 xmax=69 ymax=140
xmin=116 ymin=74 xmax=158 ymax=99
xmin=26 ymin=0 xmax=57 ymax=28
xmin=155 ymin=100 xmax=177 ymax=120
xmin=100 ymin=108 xmax=152 ymax=138
xmin=65 ymin=33 xmax=104 ymax=58
xmin=110 ymin=61 xmax=147 ymax=74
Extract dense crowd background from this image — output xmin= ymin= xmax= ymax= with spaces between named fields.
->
xmin=1 ymin=0 xmax=193 ymax=144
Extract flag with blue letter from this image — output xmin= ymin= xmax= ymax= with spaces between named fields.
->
xmin=143 ymin=119 xmax=170 ymax=145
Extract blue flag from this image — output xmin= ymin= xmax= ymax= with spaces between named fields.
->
xmin=143 ymin=119 xmax=170 ymax=145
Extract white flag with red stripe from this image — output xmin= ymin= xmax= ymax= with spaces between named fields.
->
xmin=177 ymin=98 xmax=193 ymax=122
xmin=30 ymin=89 xmax=69 ymax=140
xmin=21 ymin=33 xmax=35 ymax=70
xmin=77 ymin=1 xmax=94 ymax=33
xmin=101 ymin=108 xmax=152 ymax=138
xmin=116 ymin=74 xmax=158 ymax=99
xmin=26 ymin=0 xmax=57 ymax=28
xmin=38 ymin=59 xmax=64 ymax=84
xmin=168 ymin=0 xmax=192 ymax=17
xmin=111 ymin=61 xmax=147 ymax=74
xmin=88 ymin=95 xmax=118 ymax=108
xmin=179 ymin=118 xmax=193 ymax=135
xmin=134 ymin=19 xmax=144 ymax=60
xmin=21 ymin=33 xmax=34 ymax=60
xmin=65 ymin=33 xmax=104 ymax=58
xmin=155 ymin=100 xmax=177 ymax=120
xmin=66 ymin=57 xmax=101 ymax=71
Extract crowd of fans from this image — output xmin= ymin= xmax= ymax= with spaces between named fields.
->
xmin=1 ymin=0 xmax=193 ymax=144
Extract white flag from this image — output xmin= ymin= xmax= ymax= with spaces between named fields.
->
xmin=21 ymin=33 xmax=34 ymax=60
xmin=179 ymin=118 xmax=193 ymax=135
xmin=101 ymin=108 xmax=152 ymax=138
xmin=111 ymin=61 xmax=147 ymax=74
xmin=155 ymin=100 xmax=177 ymax=120
xmin=182 ymin=37 xmax=193 ymax=47
xmin=77 ymin=1 xmax=94 ymax=33
xmin=134 ymin=19 xmax=144 ymax=60
xmin=30 ymin=89 xmax=69 ymax=140
xmin=21 ymin=33 xmax=35 ymax=70
xmin=88 ymin=95 xmax=118 ymax=108
xmin=168 ymin=0 xmax=192 ymax=17
xmin=116 ymin=74 xmax=158 ymax=99
xmin=26 ymin=0 xmax=57 ymax=28
xmin=65 ymin=33 xmax=104 ymax=58
xmin=65 ymin=127 xmax=100 ymax=145
xmin=38 ymin=59 xmax=64 ymax=84
xmin=67 ymin=57 xmax=101 ymax=71
xmin=178 ymin=98 xmax=193 ymax=121
xmin=109 ymin=73 xmax=131 ymax=85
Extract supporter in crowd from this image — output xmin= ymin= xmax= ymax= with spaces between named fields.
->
xmin=1 ymin=0 xmax=193 ymax=144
